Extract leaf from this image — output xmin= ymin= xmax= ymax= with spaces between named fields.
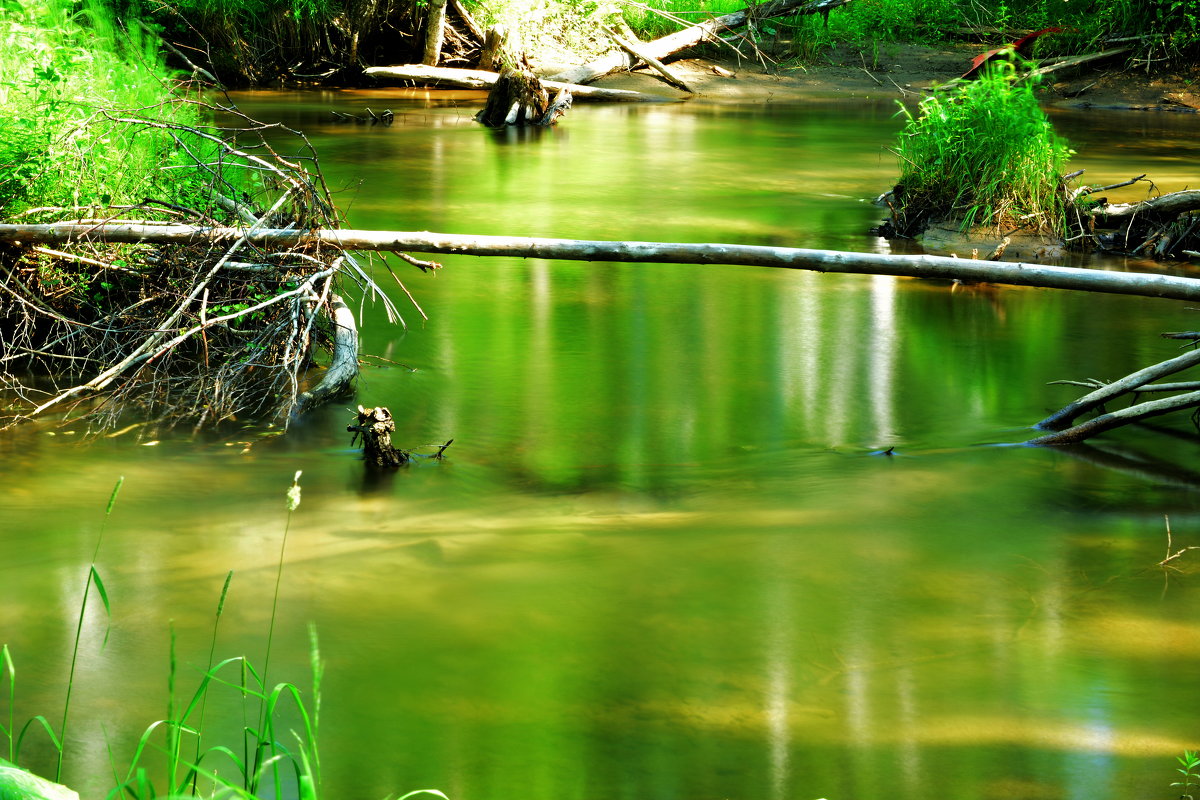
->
xmin=0 ymin=763 xmax=79 ymax=800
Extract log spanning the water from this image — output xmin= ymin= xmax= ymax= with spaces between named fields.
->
xmin=3 ymin=223 xmax=1200 ymax=302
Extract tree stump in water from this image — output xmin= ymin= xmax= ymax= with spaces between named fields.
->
xmin=476 ymin=66 xmax=571 ymax=127
xmin=347 ymin=405 xmax=409 ymax=467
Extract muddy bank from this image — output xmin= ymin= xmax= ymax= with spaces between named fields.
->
xmin=587 ymin=43 xmax=1200 ymax=111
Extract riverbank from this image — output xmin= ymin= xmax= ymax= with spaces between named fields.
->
xmin=587 ymin=43 xmax=1200 ymax=111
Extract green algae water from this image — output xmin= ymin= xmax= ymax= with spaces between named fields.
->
xmin=3 ymin=92 xmax=1200 ymax=800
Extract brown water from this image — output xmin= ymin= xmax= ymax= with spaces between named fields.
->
xmin=3 ymin=91 xmax=1200 ymax=800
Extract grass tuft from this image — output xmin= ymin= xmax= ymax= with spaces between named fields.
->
xmin=889 ymin=63 xmax=1071 ymax=235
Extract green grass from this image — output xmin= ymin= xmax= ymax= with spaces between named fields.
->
xmin=0 ymin=0 xmax=235 ymax=218
xmin=619 ymin=0 xmax=1200 ymax=66
xmin=0 ymin=475 xmax=329 ymax=800
xmin=890 ymin=63 xmax=1072 ymax=235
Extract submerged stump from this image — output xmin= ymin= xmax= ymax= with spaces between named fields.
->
xmin=347 ymin=405 xmax=409 ymax=467
xmin=475 ymin=66 xmax=571 ymax=127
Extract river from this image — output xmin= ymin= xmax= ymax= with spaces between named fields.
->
xmin=2 ymin=89 xmax=1200 ymax=800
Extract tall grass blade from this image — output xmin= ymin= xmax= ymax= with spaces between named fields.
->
xmin=251 ymin=471 xmax=302 ymax=794
xmin=58 ymin=476 xmax=123 ymax=780
xmin=2 ymin=644 xmax=13 ymax=764
xmin=191 ymin=570 xmax=235 ymax=792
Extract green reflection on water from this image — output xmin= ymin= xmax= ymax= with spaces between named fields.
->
xmin=2 ymin=93 xmax=1200 ymax=800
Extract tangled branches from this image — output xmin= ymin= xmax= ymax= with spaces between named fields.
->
xmin=0 ymin=106 xmax=409 ymax=436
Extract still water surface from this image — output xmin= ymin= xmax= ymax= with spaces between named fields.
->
xmin=3 ymin=91 xmax=1200 ymax=800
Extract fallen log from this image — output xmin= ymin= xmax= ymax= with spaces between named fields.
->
xmin=5 ymin=223 xmax=1200 ymax=302
xmin=1030 ymin=46 xmax=1131 ymax=78
xmin=362 ymin=64 xmax=661 ymax=101
xmin=1028 ymin=390 xmax=1200 ymax=446
xmin=1036 ymin=347 xmax=1200 ymax=430
xmin=1089 ymin=189 xmax=1200 ymax=219
xmin=601 ymin=23 xmax=696 ymax=93
xmin=548 ymin=0 xmax=851 ymax=85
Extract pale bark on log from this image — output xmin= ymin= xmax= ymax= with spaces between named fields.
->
xmin=1036 ymin=347 xmax=1200 ymax=430
xmin=548 ymin=0 xmax=851 ymax=85
xmin=363 ymin=64 xmax=659 ymax=101
xmin=422 ymin=0 xmax=449 ymax=66
xmin=1030 ymin=46 xmax=1130 ymax=78
xmin=1028 ymin=390 xmax=1200 ymax=445
xmin=295 ymin=294 xmax=358 ymax=414
xmin=1089 ymin=189 xmax=1200 ymax=219
xmin=6 ymin=223 xmax=1200 ymax=302
xmin=603 ymin=24 xmax=696 ymax=93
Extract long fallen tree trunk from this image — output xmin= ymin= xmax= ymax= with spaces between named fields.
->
xmin=549 ymin=0 xmax=852 ymax=85
xmin=4 ymin=223 xmax=1200 ymax=301
xmin=363 ymin=64 xmax=660 ymax=101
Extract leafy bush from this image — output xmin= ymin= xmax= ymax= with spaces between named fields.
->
xmin=0 ymin=0 xmax=226 ymax=217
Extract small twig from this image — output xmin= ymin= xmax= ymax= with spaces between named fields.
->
xmin=32 ymin=246 xmax=142 ymax=276
xmin=396 ymin=252 xmax=442 ymax=273
xmin=1159 ymin=515 xmax=1200 ymax=566
xmin=385 ymin=263 xmax=429 ymax=322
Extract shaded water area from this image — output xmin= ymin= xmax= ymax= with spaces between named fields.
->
xmin=4 ymin=90 xmax=1200 ymax=799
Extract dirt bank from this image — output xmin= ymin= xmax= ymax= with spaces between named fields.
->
xmin=591 ymin=43 xmax=1200 ymax=111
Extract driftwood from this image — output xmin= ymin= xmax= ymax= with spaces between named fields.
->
xmin=5 ymin=223 xmax=1200 ymax=302
xmin=1030 ymin=332 xmax=1200 ymax=445
xmin=363 ymin=64 xmax=660 ymax=101
xmin=1029 ymin=391 xmax=1200 ymax=446
xmin=548 ymin=0 xmax=851 ymax=85
xmin=294 ymin=294 xmax=358 ymax=415
xmin=1074 ymin=182 xmax=1200 ymax=258
xmin=1031 ymin=47 xmax=1131 ymax=78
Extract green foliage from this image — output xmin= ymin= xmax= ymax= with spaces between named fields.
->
xmin=890 ymin=64 xmax=1071 ymax=233
xmin=472 ymin=0 xmax=622 ymax=65
xmin=620 ymin=0 xmax=742 ymax=40
xmin=1174 ymin=750 xmax=1200 ymax=800
xmin=0 ymin=0 xmax=240 ymax=218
